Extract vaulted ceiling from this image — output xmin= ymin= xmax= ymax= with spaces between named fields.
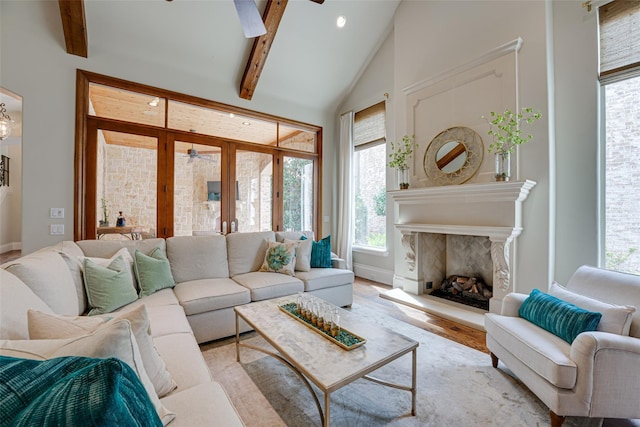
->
xmin=58 ymin=0 xmax=400 ymax=112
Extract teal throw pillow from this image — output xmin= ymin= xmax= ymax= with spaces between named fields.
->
xmin=519 ymin=288 xmax=602 ymax=344
xmin=302 ymin=235 xmax=332 ymax=268
xmin=83 ymin=255 xmax=138 ymax=315
xmin=134 ymin=247 xmax=175 ymax=297
xmin=0 ymin=355 xmax=162 ymax=427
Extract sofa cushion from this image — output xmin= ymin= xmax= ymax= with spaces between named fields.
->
xmin=174 ymin=278 xmax=251 ymax=315
xmin=519 ymin=289 xmax=602 ymax=344
xmin=4 ymin=251 xmax=80 ymax=315
xmin=154 ymin=333 xmax=213 ymax=392
xmin=226 ymin=231 xmax=275 ymax=276
xmin=83 ymin=256 xmax=139 ymax=315
xmin=275 ymin=230 xmax=314 ymax=242
xmin=294 ymin=268 xmax=355 ymax=292
xmin=258 ymin=241 xmax=297 ymax=276
xmin=134 ymin=248 xmax=176 ymax=297
xmin=549 ymin=281 xmax=635 ymax=336
xmin=484 ymin=313 xmax=577 ymax=389
xmin=0 ymin=269 xmax=53 ymax=340
xmin=122 ymin=288 xmax=180 ymax=310
xmin=76 ymin=238 xmax=166 ymax=259
xmin=0 ymin=319 xmax=176 ymax=425
xmin=285 ymin=238 xmax=313 ymax=272
xmin=232 ymin=271 xmax=303 ymax=301
xmin=167 ymin=235 xmax=229 ymax=283
xmin=0 ymin=355 xmax=162 ymax=427
xmin=160 ymin=382 xmax=244 ymax=427
xmin=28 ymin=305 xmax=177 ymax=398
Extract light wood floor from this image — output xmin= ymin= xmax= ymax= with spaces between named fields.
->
xmin=352 ymin=277 xmax=488 ymax=353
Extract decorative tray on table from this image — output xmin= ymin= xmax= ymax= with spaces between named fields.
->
xmin=279 ymin=302 xmax=366 ymax=351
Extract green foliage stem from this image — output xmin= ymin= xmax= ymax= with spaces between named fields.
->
xmin=387 ymin=135 xmax=416 ymax=170
xmin=482 ymin=107 xmax=542 ymax=154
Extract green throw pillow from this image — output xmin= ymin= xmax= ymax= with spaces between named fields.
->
xmin=519 ymin=288 xmax=602 ymax=344
xmin=83 ymin=256 xmax=138 ymax=315
xmin=302 ymin=235 xmax=332 ymax=268
xmin=134 ymin=248 xmax=175 ymax=297
xmin=0 ymin=355 xmax=162 ymax=427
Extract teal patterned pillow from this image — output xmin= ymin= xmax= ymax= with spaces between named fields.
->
xmin=0 ymin=355 xmax=162 ymax=427
xmin=302 ymin=235 xmax=332 ymax=268
xmin=519 ymin=289 xmax=602 ymax=343
xmin=259 ymin=241 xmax=297 ymax=276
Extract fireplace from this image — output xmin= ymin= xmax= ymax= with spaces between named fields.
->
xmin=389 ymin=180 xmax=536 ymax=317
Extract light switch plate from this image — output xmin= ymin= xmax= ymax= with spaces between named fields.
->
xmin=50 ymin=208 xmax=64 ymax=219
xmin=50 ymin=224 xmax=64 ymax=235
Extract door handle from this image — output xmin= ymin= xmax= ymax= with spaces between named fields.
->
xmin=222 ymin=221 xmax=227 ymax=235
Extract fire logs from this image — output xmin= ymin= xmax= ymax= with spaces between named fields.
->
xmin=441 ymin=275 xmax=492 ymax=299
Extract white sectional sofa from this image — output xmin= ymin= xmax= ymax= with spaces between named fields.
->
xmin=0 ymin=231 xmax=354 ymax=426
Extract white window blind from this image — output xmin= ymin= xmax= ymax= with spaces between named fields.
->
xmin=353 ymin=101 xmax=386 ymax=148
xmin=599 ymin=0 xmax=640 ymax=79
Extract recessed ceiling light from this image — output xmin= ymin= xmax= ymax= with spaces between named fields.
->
xmin=242 ymin=121 xmax=251 ymax=126
xmin=148 ymin=97 xmax=160 ymax=107
xmin=336 ymin=15 xmax=346 ymax=28
xmin=229 ymin=113 xmax=235 ymax=118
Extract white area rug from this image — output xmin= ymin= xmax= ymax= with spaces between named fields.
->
xmin=201 ymin=303 xmax=603 ymax=427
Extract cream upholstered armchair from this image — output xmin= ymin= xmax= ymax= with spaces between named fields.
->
xmin=484 ymin=265 xmax=640 ymax=426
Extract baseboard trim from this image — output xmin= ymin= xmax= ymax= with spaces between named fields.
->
xmin=353 ymin=263 xmax=394 ymax=286
xmin=0 ymin=242 xmax=21 ymax=254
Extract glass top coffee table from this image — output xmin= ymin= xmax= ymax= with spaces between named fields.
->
xmin=234 ymin=294 xmax=419 ymax=427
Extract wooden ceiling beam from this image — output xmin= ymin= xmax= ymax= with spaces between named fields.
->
xmin=239 ymin=0 xmax=288 ymax=100
xmin=59 ymin=0 xmax=88 ymax=57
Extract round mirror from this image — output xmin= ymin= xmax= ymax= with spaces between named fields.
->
xmin=424 ymin=126 xmax=484 ymax=185
xmin=435 ymin=141 xmax=467 ymax=173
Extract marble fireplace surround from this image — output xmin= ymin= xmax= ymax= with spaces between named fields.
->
xmin=388 ymin=180 xmax=536 ymax=320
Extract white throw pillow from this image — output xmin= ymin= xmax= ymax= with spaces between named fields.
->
xmin=285 ymin=238 xmax=313 ymax=272
xmin=549 ymin=281 xmax=636 ymax=335
xmin=0 ymin=319 xmax=176 ymax=425
xmin=28 ymin=305 xmax=177 ymax=398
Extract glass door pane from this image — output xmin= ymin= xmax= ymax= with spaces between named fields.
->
xmin=96 ymin=130 xmax=158 ymax=240
xmin=235 ymin=150 xmax=272 ymax=232
xmin=283 ymin=156 xmax=314 ymax=232
xmin=174 ymin=141 xmax=223 ymax=236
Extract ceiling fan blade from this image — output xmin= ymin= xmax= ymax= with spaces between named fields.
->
xmin=233 ymin=0 xmax=267 ymax=38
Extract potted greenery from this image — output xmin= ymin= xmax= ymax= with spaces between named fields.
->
xmin=99 ymin=198 xmax=109 ymax=227
xmin=483 ymin=107 xmax=542 ymax=181
xmin=387 ymin=134 xmax=415 ymax=189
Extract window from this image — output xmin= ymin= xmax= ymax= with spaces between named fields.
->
xmin=599 ymin=0 xmax=640 ymax=274
xmin=352 ymin=101 xmax=387 ymax=249
xmin=75 ymin=72 xmax=321 ymax=240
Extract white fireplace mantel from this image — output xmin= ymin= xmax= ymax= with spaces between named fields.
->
xmin=389 ymin=180 xmax=536 ymax=314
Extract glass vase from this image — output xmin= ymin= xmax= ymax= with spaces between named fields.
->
xmin=494 ymin=152 xmax=511 ymax=182
xmin=397 ymin=167 xmax=409 ymax=190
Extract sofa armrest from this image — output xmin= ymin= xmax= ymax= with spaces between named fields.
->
xmin=500 ymin=292 xmax=528 ymax=317
xmin=570 ymin=331 xmax=640 ymax=417
xmin=331 ymin=257 xmax=346 ymax=270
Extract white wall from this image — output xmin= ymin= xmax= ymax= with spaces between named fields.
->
xmin=337 ymin=31 xmax=396 ymax=284
xmin=341 ymin=0 xmax=605 ymax=292
xmin=551 ymin=1 xmax=600 ymax=283
xmin=0 ymin=1 xmax=334 ymax=253
xmin=342 ymin=0 xmax=552 ymax=294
